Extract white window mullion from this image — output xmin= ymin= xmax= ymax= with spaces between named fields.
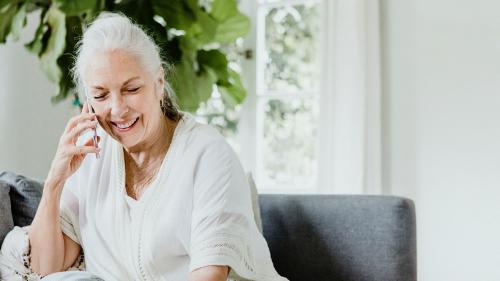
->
xmin=237 ymin=0 xmax=259 ymax=174
xmin=254 ymin=3 xmax=268 ymax=187
xmin=317 ymin=0 xmax=332 ymax=194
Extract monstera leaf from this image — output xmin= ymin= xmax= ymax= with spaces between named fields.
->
xmin=0 ymin=0 xmax=250 ymax=114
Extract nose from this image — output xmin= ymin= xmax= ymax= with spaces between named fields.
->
xmin=110 ymin=92 xmax=129 ymax=117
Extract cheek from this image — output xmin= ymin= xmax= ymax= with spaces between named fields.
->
xmin=96 ymin=116 xmax=111 ymax=133
xmin=134 ymin=94 xmax=160 ymax=116
xmin=95 ymin=114 xmax=105 ymax=125
xmin=90 ymin=101 xmax=110 ymax=116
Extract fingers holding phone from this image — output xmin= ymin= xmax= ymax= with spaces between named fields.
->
xmin=47 ymin=102 xmax=101 ymax=185
xmin=85 ymin=100 xmax=100 ymax=159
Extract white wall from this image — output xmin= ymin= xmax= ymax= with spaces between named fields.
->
xmin=0 ymin=13 xmax=74 ymax=180
xmin=381 ymin=0 xmax=500 ymax=280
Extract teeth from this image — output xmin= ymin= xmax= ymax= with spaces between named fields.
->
xmin=115 ymin=119 xmax=136 ymax=129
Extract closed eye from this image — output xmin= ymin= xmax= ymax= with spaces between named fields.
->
xmin=126 ymin=87 xmax=141 ymax=93
xmin=93 ymin=92 xmax=108 ymax=100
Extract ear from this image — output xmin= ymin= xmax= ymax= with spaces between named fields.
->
xmin=155 ymin=67 xmax=165 ymax=100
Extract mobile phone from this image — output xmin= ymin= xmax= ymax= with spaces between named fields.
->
xmin=86 ymin=96 xmax=100 ymax=159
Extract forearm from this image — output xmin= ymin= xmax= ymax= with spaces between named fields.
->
xmin=28 ymin=178 xmax=66 ymax=276
xmin=189 ymin=265 xmax=229 ymax=281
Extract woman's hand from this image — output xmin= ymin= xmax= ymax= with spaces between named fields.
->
xmin=46 ymin=102 xmax=100 ymax=186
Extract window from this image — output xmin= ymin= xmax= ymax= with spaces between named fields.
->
xmin=237 ymin=0 xmax=324 ymax=193
xmin=257 ymin=0 xmax=322 ymax=191
xmin=195 ymin=0 xmax=326 ymax=193
xmin=198 ymin=0 xmax=382 ymax=194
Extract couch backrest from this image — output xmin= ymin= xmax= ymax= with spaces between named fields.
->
xmin=0 ymin=172 xmax=43 ymax=245
xmin=258 ymin=194 xmax=417 ymax=281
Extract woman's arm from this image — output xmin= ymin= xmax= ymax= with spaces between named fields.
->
xmin=29 ymin=103 xmax=100 ymax=276
xmin=29 ymin=178 xmax=81 ymax=276
xmin=189 ymin=265 xmax=229 ymax=281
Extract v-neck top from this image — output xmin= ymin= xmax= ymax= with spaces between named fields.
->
xmin=58 ymin=113 xmax=288 ymax=281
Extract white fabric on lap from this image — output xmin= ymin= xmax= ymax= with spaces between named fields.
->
xmin=0 ymin=226 xmax=84 ymax=281
xmin=42 ymin=271 xmax=104 ymax=281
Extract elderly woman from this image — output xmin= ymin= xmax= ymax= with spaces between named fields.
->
xmin=0 ymin=13 xmax=287 ymax=281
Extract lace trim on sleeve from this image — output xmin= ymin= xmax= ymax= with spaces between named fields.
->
xmin=191 ymin=232 xmax=283 ymax=281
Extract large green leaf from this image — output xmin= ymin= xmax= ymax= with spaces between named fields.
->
xmin=114 ymin=0 xmax=154 ymax=24
xmin=211 ymin=0 xmax=238 ymax=22
xmin=54 ymin=0 xmax=99 ymax=16
xmin=198 ymin=49 xmax=228 ymax=82
xmin=213 ymin=12 xmax=250 ymax=43
xmin=179 ymin=36 xmax=198 ymax=65
xmin=218 ymin=68 xmax=246 ymax=107
xmin=152 ymin=0 xmax=195 ymax=31
xmin=40 ymin=7 xmax=66 ymax=83
xmin=190 ymin=10 xmax=217 ymax=45
xmin=0 ymin=2 xmax=18 ymax=43
xmin=185 ymin=0 xmax=197 ymax=13
xmin=0 ymin=0 xmax=12 ymax=11
xmin=51 ymin=16 xmax=82 ymax=102
xmin=195 ymin=66 xmax=217 ymax=105
xmin=52 ymin=66 xmax=72 ymax=103
xmin=25 ymin=9 xmax=48 ymax=55
xmin=9 ymin=3 xmax=27 ymax=41
xmin=171 ymin=58 xmax=217 ymax=112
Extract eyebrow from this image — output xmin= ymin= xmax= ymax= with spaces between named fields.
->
xmin=91 ymin=76 xmax=141 ymax=90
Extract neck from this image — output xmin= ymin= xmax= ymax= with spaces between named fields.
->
xmin=124 ymin=116 xmax=177 ymax=169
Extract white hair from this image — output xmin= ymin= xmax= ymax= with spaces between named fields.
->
xmin=72 ymin=12 xmax=172 ymax=96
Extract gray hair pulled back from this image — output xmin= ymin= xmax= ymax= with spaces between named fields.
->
xmin=71 ymin=12 xmax=180 ymax=121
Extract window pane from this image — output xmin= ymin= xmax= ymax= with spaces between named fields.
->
xmin=195 ymin=93 xmax=241 ymax=155
xmin=264 ymin=3 xmax=320 ymax=92
xmin=259 ymin=97 xmax=318 ymax=189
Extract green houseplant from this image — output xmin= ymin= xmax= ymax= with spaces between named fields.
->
xmin=0 ymin=0 xmax=249 ymax=113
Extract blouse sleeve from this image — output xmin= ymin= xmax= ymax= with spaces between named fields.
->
xmin=189 ymin=139 xmax=285 ymax=281
xmin=59 ymin=174 xmax=81 ymax=245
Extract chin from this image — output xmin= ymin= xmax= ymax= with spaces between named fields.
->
xmin=103 ymin=128 xmax=139 ymax=149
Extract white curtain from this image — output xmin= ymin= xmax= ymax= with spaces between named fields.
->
xmin=318 ymin=0 xmax=382 ymax=194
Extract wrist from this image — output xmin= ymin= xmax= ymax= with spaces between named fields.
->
xmin=44 ymin=176 xmax=66 ymax=192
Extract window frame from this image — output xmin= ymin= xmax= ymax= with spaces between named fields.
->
xmin=238 ymin=0 xmax=327 ymax=194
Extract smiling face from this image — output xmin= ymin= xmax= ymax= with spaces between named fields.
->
xmin=84 ymin=49 xmax=165 ymax=151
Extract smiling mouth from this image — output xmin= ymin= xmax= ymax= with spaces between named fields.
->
xmin=111 ymin=117 xmax=139 ymax=132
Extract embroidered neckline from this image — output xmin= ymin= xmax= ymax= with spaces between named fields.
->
xmin=115 ymin=113 xmax=192 ymax=206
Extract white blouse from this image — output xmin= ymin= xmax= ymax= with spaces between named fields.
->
xmin=58 ymin=113 xmax=288 ymax=281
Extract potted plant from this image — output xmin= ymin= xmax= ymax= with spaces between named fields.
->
xmin=0 ymin=0 xmax=249 ymax=116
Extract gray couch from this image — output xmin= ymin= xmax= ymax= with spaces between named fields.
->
xmin=259 ymin=195 xmax=417 ymax=281
xmin=0 ymin=172 xmax=417 ymax=281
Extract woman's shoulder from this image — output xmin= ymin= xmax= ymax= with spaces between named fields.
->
xmin=178 ymin=113 xmax=230 ymax=150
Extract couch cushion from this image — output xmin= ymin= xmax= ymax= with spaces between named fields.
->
xmin=247 ymin=173 xmax=263 ymax=233
xmin=0 ymin=181 xmax=14 ymax=246
xmin=0 ymin=172 xmax=43 ymax=227
xmin=259 ymin=194 xmax=417 ymax=281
